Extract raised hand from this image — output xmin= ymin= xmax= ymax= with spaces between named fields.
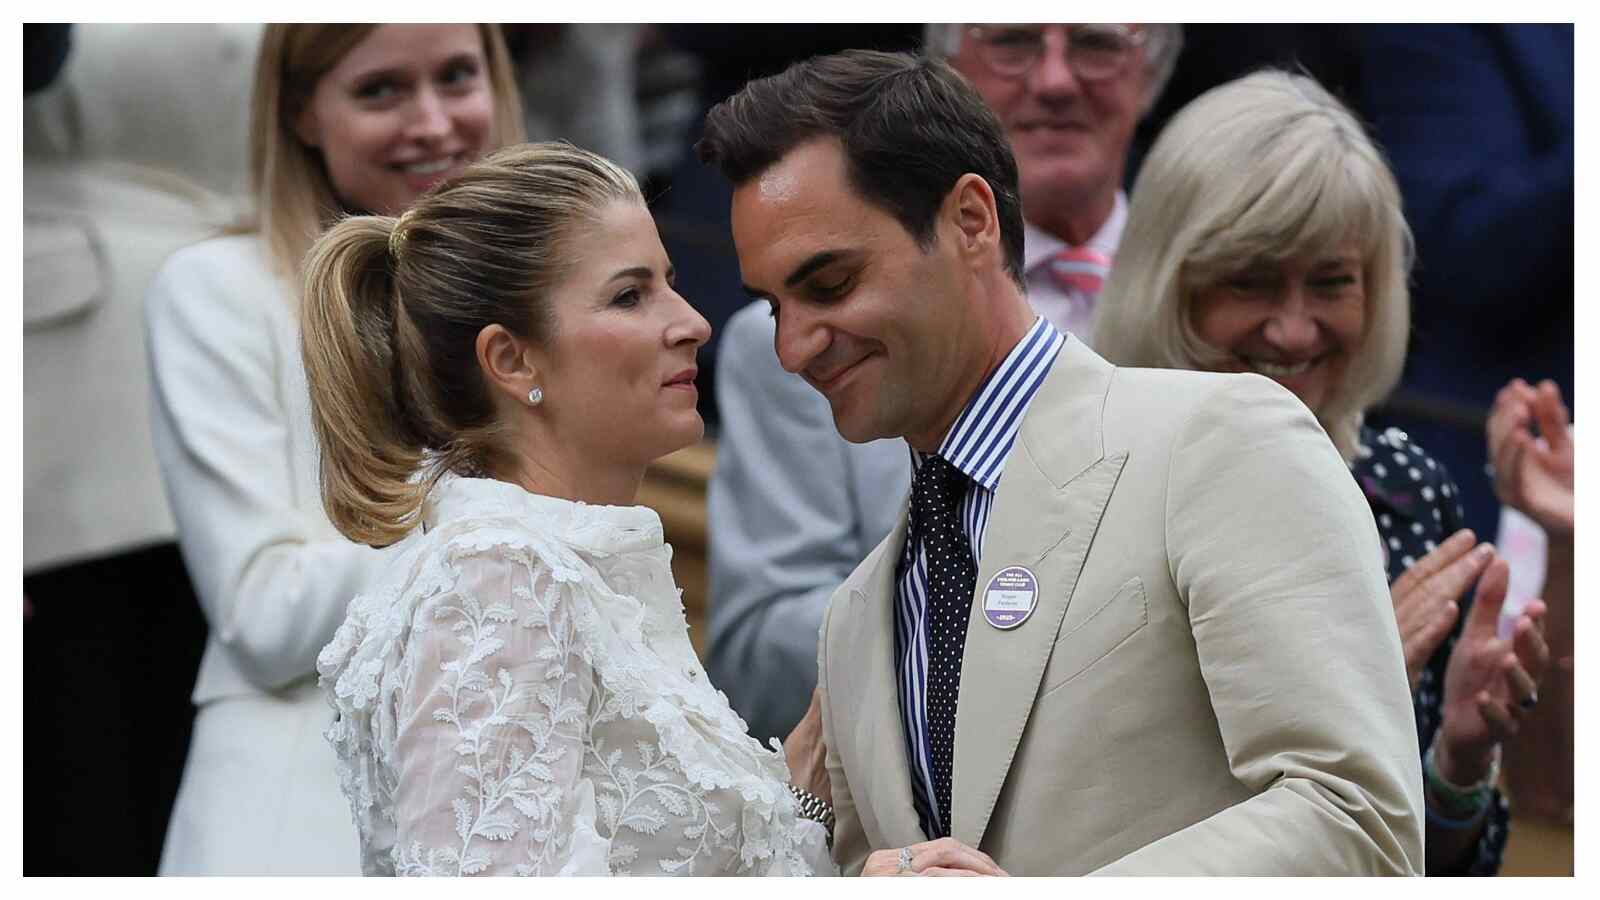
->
xmin=1488 ymin=378 xmax=1574 ymax=537
xmin=1388 ymin=530 xmax=1494 ymax=691
xmin=1435 ymin=557 xmax=1552 ymax=784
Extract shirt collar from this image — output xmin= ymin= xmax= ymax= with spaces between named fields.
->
xmin=1023 ymin=190 xmax=1128 ymax=275
xmin=911 ymin=316 xmax=1066 ymax=492
xmin=426 ymin=473 xmax=664 ymax=555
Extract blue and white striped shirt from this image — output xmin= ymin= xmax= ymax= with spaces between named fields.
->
xmin=892 ymin=316 xmax=1065 ymax=838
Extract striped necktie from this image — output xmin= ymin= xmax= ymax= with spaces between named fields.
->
xmin=1047 ymin=246 xmax=1112 ymax=298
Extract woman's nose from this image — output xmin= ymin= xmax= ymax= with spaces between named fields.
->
xmin=1263 ymin=306 xmax=1319 ymax=353
xmin=666 ymin=289 xmax=712 ymax=348
xmin=405 ymin=89 xmax=452 ymax=143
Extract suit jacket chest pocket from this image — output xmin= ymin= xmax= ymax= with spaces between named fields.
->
xmin=1039 ymin=576 xmax=1148 ymax=698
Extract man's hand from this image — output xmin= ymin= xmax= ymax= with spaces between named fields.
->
xmin=862 ymin=837 xmax=1009 ymax=876
xmin=783 ymin=687 xmax=830 ymax=806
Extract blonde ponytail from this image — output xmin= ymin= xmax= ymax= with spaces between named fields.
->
xmin=299 ymin=215 xmax=428 ymax=546
xmin=299 ymin=142 xmax=643 ymax=547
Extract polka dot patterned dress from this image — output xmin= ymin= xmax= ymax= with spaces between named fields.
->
xmin=1352 ymin=424 xmax=1509 ymax=875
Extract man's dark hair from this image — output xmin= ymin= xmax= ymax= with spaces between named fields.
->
xmin=696 ymin=49 xmax=1026 ymax=287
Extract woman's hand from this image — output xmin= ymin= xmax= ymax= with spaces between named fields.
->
xmin=863 ymin=838 xmax=1009 ymax=876
xmin=1389 ymin=530 xmax=1494 ymax=691
xmin=1437 ymin=557 xmax=1552 ymax=783
xmin=783 ymin=687 xmax=830 ymax=806
xmin=1488 ymin=378 xmax=1574 ymax=537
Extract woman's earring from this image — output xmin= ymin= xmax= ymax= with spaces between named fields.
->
xmin=527 ymin=386 xmax=544 ymax=406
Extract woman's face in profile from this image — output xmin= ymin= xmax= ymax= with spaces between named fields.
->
xmin=534 ymin=200 xmax=713 ymax=466
xmin=1188 ymin=243 xmax=1367 ymax=417
xmin=295 ymin=24 xmax=494 ymax=216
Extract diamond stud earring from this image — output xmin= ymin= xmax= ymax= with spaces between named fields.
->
xmin=527 ymin=386 xmax=544 ymax=406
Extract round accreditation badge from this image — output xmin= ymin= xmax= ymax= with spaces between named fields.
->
xmin=983 ymin=565 xmax=1039 ymax=630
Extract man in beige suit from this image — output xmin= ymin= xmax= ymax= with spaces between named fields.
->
xmin=698 ymin=50 xmax=1423 ymax=875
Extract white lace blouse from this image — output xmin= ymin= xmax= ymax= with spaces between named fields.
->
xmin=317 ymin=475 xmax=834 ymax=876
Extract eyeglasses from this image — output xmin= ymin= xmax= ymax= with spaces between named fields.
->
xmin=966 ymin=24 xmax=1146 ymax=82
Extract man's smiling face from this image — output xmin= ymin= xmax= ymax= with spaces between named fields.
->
xmin=730 ymin=137 xmax=976 ymax=445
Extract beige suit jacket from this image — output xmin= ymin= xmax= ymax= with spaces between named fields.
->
xmin=817 ymin=339 xmax=1423 ymax=875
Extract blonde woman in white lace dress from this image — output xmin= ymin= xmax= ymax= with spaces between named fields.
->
xmin=299 ymin=142 xmax=1005 ymax=877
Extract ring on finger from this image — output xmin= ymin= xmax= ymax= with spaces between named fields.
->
xmin=897 ymin=847 xmax=915 ymax=874
xmin=1520 ymin=692 xmax=1539 ymax=710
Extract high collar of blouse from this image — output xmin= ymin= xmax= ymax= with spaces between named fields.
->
xmin=425 ymin=473 xmax=664 ymax=558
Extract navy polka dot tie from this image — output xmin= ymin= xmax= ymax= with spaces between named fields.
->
xmin=909 ymin=454 xmax=977 ymax=835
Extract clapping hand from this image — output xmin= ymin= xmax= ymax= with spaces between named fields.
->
xmin=1435 ymin=557 xmax=1551 ymax=783
xmin=1488 ymin=378 xmax=1573 ymax=537
xmin=1389 ymin=530 xmax=1494 ymax=691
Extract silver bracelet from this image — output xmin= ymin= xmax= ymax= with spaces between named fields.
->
xmin=787 ymin=783 xmax=836 ymax=846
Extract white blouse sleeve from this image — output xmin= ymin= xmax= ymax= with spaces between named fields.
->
xmin=390 ymin=539 xmax=611 ymax=876
xmin=784 ymin=820 xmax=836 ymax=876
xmin=145 ymin=243 xmax=386 ymax=689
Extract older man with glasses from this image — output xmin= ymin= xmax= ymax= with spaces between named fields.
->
xmin=934 ymin=24 xmax=1179 ymax=336
xmin=705 ymin=24 xmax=1182 ymax=745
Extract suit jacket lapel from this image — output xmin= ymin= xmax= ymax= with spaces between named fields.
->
xmin=951 ymin=339 xmax=1128 ymax=848
xmin=842 ymin=514 xmax=926 ymax=848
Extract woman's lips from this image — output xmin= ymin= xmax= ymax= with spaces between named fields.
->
xmin=663 ymin=368 xmax=699 ymax=393
xmin=1240 ymin=353 xmax=1328 ymax=380
xmin=395 ymin=153 xmax=467 ymax=193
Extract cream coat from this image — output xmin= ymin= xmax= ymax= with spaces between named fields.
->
xmin=818 ymin=338 xmax=1423 ymax=876
xmin=146 ymin=235 xmax=385 ymax=873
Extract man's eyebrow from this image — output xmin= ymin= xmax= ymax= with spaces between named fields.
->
xmin=741 ymin=249 xmax=855 ymax=300
xmin=783 ymin=250 xmax=853 ymax=288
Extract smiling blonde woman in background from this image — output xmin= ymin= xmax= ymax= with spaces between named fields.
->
xmin=1093 ymin=69 xmax=1551 ymax=875
xmin=145 ymin=24 xmax=522 ymax=874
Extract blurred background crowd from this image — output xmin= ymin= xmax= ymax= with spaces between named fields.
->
xmin=22 ymin=22 xmax=1572 ymax=876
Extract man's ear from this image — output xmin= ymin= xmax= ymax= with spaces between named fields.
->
xmin=476 ymin=323 xmax=540 ymax=408
xmin=946 ymin=172 xmax=1002 ymax=267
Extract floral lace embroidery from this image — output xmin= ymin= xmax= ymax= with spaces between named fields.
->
xmin=318 ymin=476 xmax=825 ymax=877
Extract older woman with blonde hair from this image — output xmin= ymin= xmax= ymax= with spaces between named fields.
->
xmin=1094 ymin=69 xmax=1551 ymax=875
xmin=145 ymin=24 xmax=522 ymax=873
